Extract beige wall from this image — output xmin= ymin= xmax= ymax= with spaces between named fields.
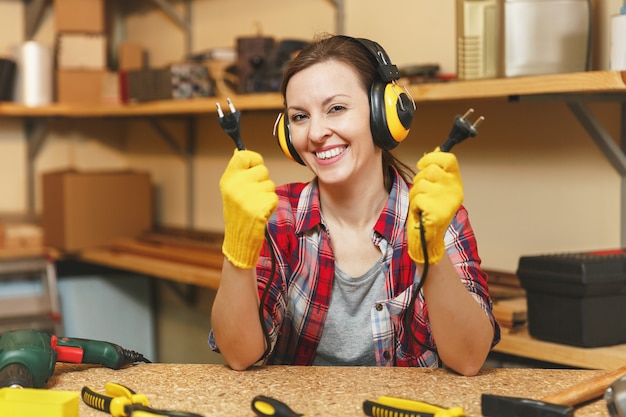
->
xmin=0 ymin=0 xmax=624 ymax=274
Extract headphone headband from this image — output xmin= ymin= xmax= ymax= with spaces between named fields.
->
xmin=274 ymin=35 xmax=415 ymax=164
xmin=350 ymin=37 xmax=401 ymax=83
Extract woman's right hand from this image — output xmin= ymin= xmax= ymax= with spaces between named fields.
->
xmin=219 ymin=149 xmax=278 ymax=269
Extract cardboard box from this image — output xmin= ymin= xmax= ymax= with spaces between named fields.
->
xmin=56 ymin=33 xmax=107 ymax=70
xmin=56 ymin=70 xmax=107 ymax=104
xmin=54 ymin=0 xmax=105 ymax=33
xmin=517 ymin=250 xmax=626 ymax=347
xmin=122 ymin=64 xmax=214 ymax=103
xmin=119 ymin=42 xmax=146 ymax=71
xmin=41 ymin=170 xmax=153 ymax=252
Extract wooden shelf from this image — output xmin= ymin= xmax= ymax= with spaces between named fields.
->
xmin=413 ymin=70 xmax=626 ymax=102
xmin=1 ymin=71 xmax=624 ymax=118
xmin=0 ymin=92 xmax=283 ymax=118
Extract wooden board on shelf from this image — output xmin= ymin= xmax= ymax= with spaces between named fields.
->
xmin=412 ymin=70 xmax=626 ymax=102
xmin=494 ymin=328 xmax=626 ymax=370
xmin=493 ymin=297 xmax=527 ymax=329
xmin=80 ymin=247 xmax=221 ymax=289
xmin=1 ymin=71 xmax=624 ymax=118
xmin=78 ymin=230 xmax=225 ymax=289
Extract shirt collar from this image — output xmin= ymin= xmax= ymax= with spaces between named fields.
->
xmin=373 ymin=167 xmax=410 ymax=244
xmin=295 ymin=169 xmax=410 ymax=245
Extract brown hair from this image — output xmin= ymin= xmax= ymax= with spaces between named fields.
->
xmin=280 ymin=34 xmax=415 ymax=189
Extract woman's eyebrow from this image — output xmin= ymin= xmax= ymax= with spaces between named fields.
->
xmin=287 ymin=94 xmax=350 ymax=112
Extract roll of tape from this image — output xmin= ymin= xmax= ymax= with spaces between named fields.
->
xmin=610 ymin=14 xmax=626 ymax=71
xmin=13 ymin=41 xmax=52 ymax=107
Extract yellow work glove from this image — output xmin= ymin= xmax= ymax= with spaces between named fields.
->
xmin=407 ymin=148 xmax=464 ymax=264
xmin=219 ymin=149 xmax=278 ymax=269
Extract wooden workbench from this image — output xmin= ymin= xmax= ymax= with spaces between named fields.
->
xmin=48 ymin=363 xmax=612 ymax=416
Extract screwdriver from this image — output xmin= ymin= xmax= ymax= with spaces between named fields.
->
xmin=363 ymin=396 xmax=466 ymax=417
xmin=251 ymin=395 xmax=307 ymax=417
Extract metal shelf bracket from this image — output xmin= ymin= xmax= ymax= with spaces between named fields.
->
xmin=149 ymin=0 xmax=192 ymax=54
xmin=24 ymin=0 xmax=51 ymax=40
xmin=147 ymin=117 xmax=197 ymax=229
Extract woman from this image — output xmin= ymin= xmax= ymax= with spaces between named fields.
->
xmin=210 ymin=34 xmax=499 ymax=376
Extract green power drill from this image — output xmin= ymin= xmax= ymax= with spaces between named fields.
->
xmin=0 ymin=329 xmax=151 ymax=388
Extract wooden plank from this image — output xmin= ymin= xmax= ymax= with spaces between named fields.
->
xmin=488 ymin=284 xmax=526 ymax=300
xmin=80 ymin=248 xmax=221 ymax=289
xmin=0 ymin=247 xmax=52 ymax=260
xmin=485 ymin=269 xmax=523 ymax=288
xmin=494 ymin=328 xmax=626 ymax=370
xmin=493 ymin=297 xmax=527 ymax=329
xmin=413 ymin=70 xmax=626 ymax=102
xmin=108 ymin=237 xmax=223 ymax=270
xmin=140 ymin=229 xmax=223 ymax=251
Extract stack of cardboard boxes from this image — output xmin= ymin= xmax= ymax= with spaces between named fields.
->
xmin=54 ymin=0 xmax=113 ymax=105
xmin=43 ymin=0 xmax=155 ymax=251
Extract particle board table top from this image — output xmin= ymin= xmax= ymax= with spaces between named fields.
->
xmin=47 ymin=363 xmax=612 ymax=416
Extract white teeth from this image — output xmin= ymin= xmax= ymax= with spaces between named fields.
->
xmin=316 ymin=147 xmax=345 ymax=160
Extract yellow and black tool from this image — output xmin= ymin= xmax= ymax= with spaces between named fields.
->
xmin=363 ymin=396 xmax=466 ymax=417
xmin=252 ymin=395 xmax=307 ymax=417
xmin=82 ymin=382 xmax=203 ymax=417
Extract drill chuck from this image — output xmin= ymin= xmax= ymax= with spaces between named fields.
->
xmin=0 ymin=329 xmax=57 ymax=388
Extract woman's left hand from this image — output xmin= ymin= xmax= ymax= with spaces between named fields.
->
xmin=407 ymin=148 xmax=464 ymax=264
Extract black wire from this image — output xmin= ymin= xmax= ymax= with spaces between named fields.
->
xmin=257 ymin=228 xmax=275 ymax=363
xmin=404 ymin=212 xmax=438 ymax=358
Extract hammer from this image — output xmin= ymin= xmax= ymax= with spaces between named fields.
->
xmin=481 ymin=365 xmax=626 ymax=417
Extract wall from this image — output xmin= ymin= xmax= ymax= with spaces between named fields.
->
xmin=0 ymin=0 xmax=624 ymax=363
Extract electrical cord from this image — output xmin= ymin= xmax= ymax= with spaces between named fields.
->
xmin=404 ymin=108 xmax=484 ymax=358
xmin=217 ymin=99 xmax=484 ymax=364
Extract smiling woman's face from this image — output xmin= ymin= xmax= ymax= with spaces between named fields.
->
xmin=284 ymin=60 xmax=381 ymax=186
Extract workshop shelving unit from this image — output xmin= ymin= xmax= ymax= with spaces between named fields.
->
xmin=11 ymin=0 xmax=346 ymax=229
xmin=0 ymin=253 xmax=62 ymax=335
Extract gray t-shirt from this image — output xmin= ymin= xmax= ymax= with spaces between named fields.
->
xmin=313 ymin=260 xmax=385 ymax=366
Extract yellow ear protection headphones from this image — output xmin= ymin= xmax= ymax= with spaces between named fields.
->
xmin=273 ymin=36 xmax=416 ymax=165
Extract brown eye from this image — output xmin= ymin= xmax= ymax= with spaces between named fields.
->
xmin=290 ymin=113 xmax=307 ymax=123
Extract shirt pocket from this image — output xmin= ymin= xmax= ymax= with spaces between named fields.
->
xmin=384 ymin=283 xmax=437 ymax=366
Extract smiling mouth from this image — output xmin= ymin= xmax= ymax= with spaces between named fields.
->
xmin=315 ymin=146 xmax=347 ymax=160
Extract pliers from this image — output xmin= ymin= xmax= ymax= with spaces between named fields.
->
xmin=81 ymin=382 xmax=204 ymax=417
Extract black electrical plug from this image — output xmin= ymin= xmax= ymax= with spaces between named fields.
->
xmin=440 ymin=108 xmax=484 ymax=152
xmin=216 ymin=97 xmax=245 ymax=151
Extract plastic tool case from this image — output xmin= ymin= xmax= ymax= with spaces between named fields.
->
xmin=517 ymin=250 xmax=626 ymax=347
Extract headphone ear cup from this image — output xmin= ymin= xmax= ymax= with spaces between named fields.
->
xmin=369 ymin=81 xmax=415 ymax=150
xmin=274 ymin=113 xmax=305 ymax=165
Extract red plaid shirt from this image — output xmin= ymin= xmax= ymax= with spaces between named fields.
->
xmin=210 ymin=169 xmax=500 ymax=366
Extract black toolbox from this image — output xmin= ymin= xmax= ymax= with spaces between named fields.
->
xmin=517 ymin=250 xmax=626 ymax=347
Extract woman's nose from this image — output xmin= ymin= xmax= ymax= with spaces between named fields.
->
xmin=307 ymin=116 xmax=331 ymax=142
